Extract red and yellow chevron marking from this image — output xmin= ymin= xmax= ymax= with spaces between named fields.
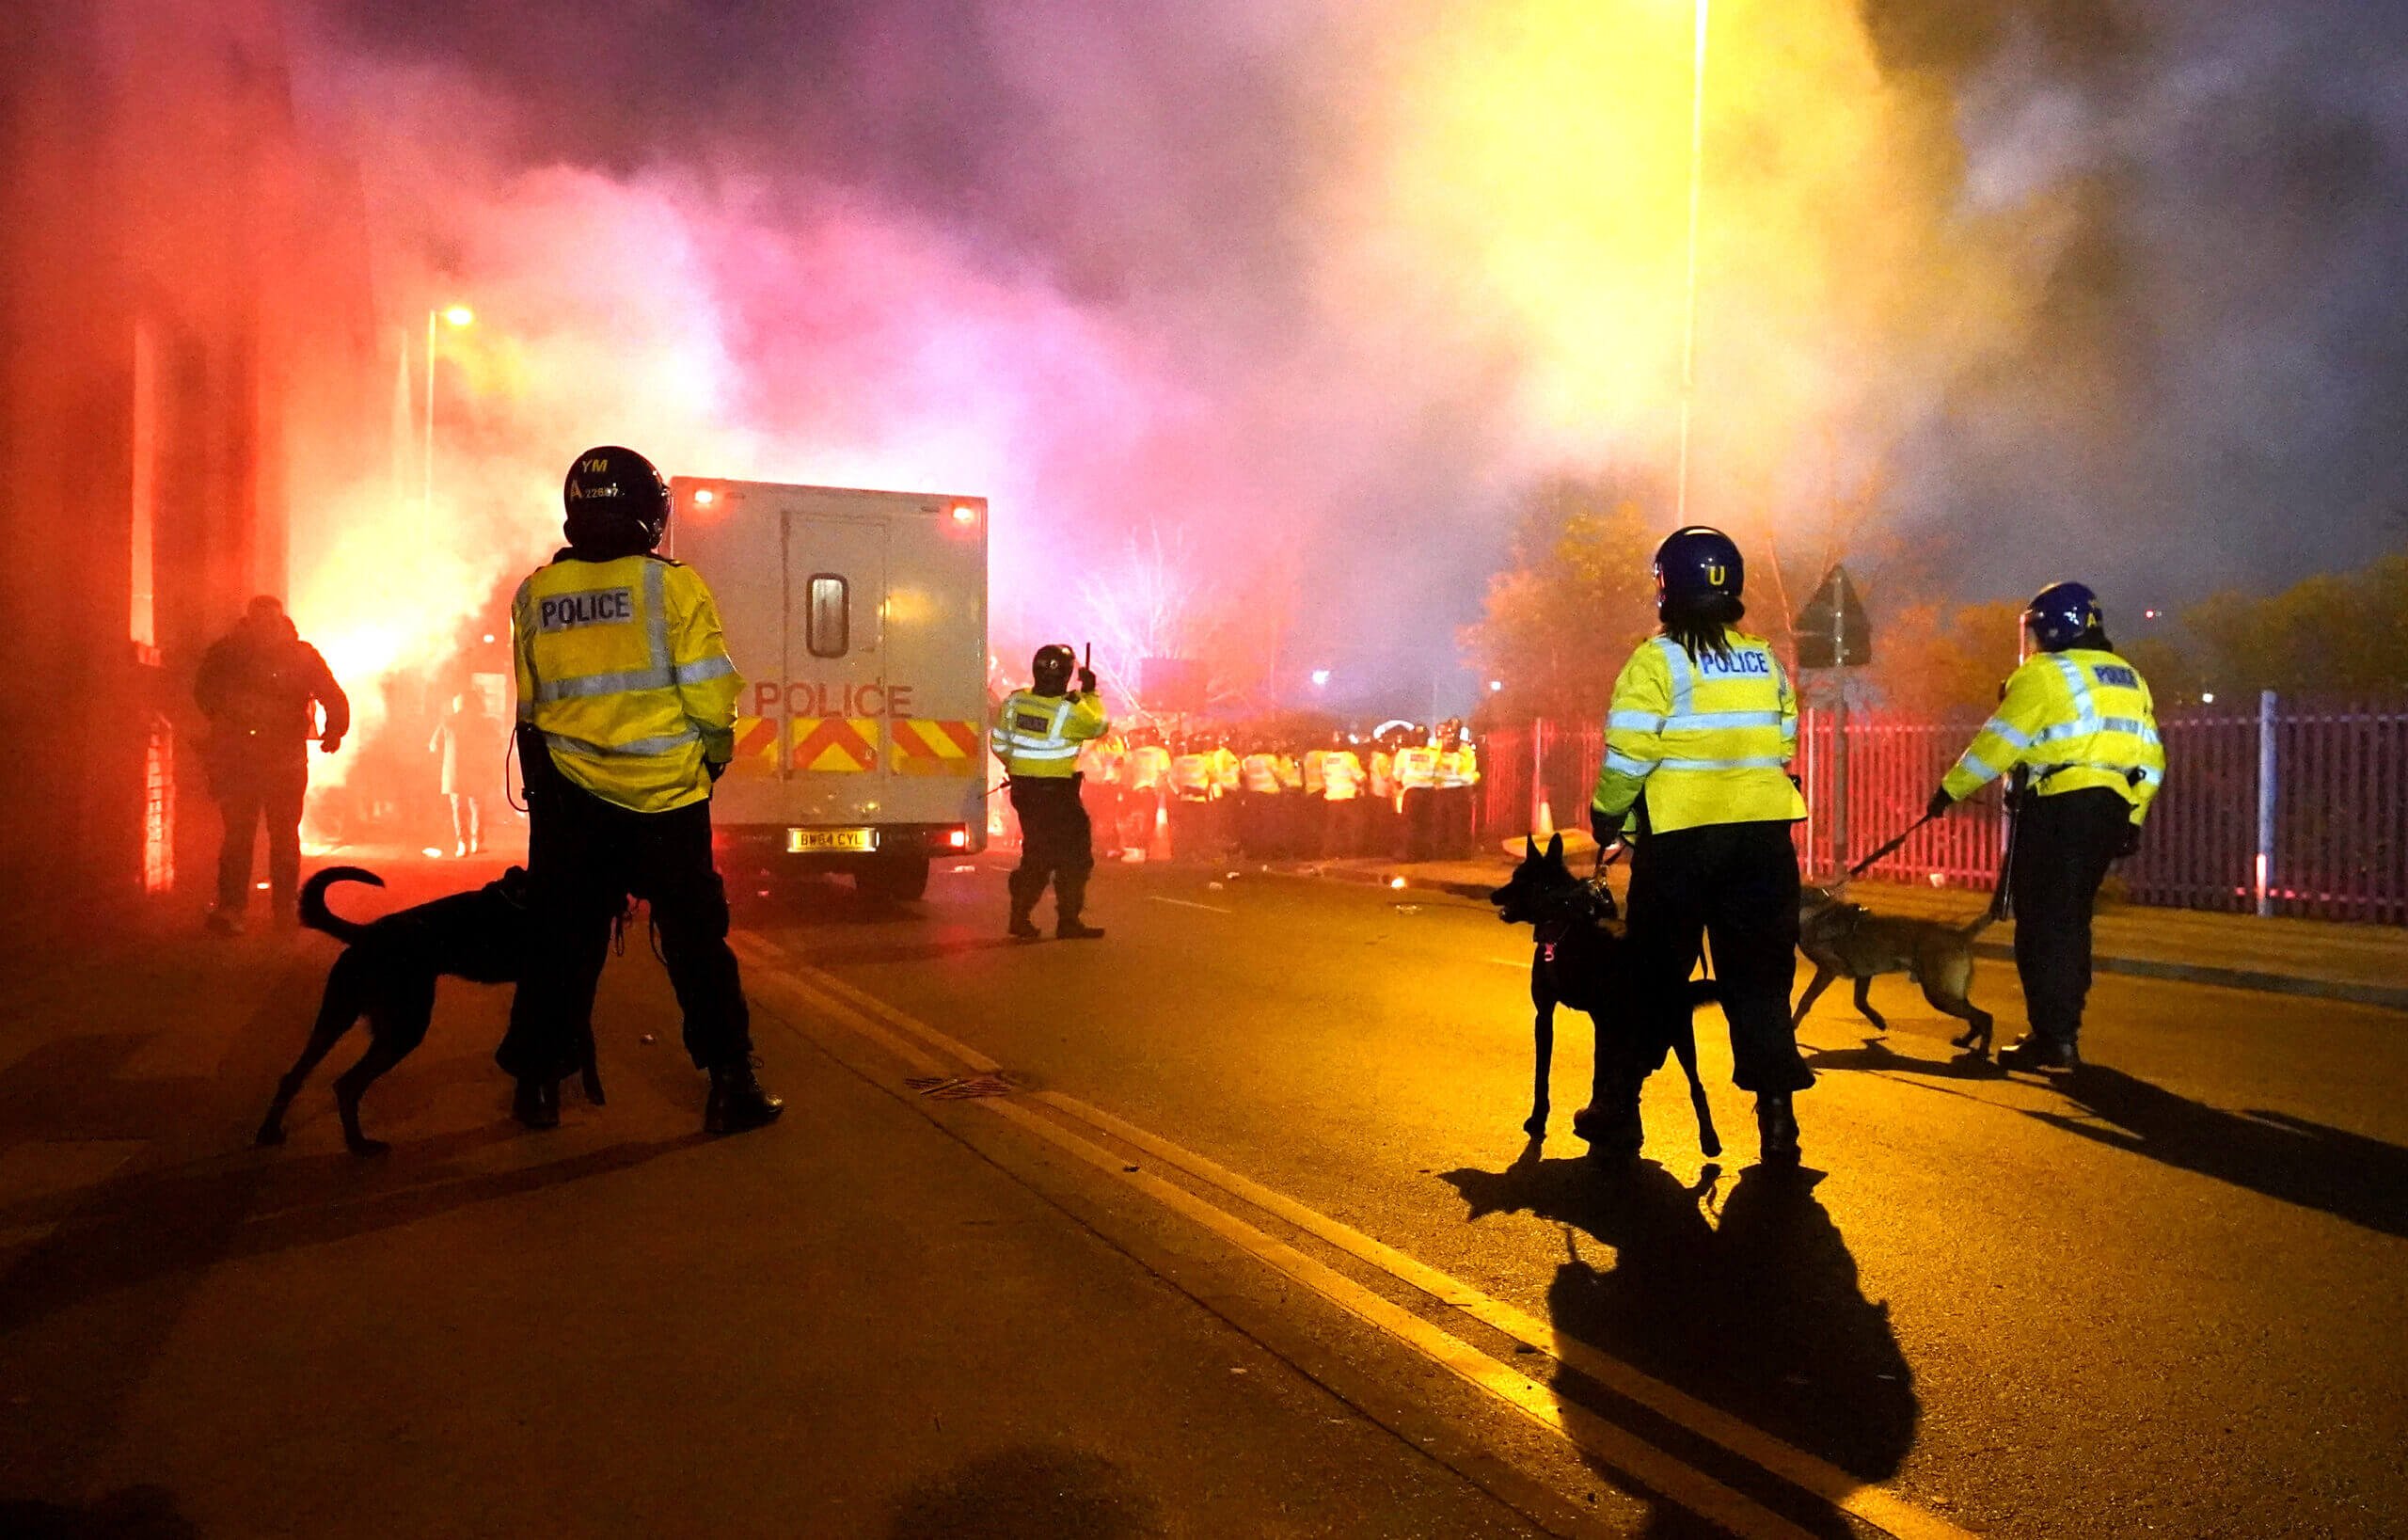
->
xmin=790 ymin=716 xmax=879 ymax=773
xmin=726 ymin=716 xmax=781 ymax=778
xmin=889 ymin=718 xmax=983 ymax=777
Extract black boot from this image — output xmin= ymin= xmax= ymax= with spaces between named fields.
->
xmin=705 ymin=1057 xmax=785 ymax=1135
xmin=2000 ymin=1034 xmax=2080 ymax=1072
xmin=1755 ymin=1092 xmax=1801 ymax=1167
xmin=1572 ymin=1085 xmax=1643 ymax=1159
xmin=1007 ymin=909 xmax=1042 ymax=942
xmin=513 ymin=1076 xmax=561 ymax=1131
xmin=1055 ymin=918 xmax=1105 ymax=940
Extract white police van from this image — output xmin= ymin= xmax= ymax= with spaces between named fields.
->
xmin=668 ymin=477 xmax=990 ymax=899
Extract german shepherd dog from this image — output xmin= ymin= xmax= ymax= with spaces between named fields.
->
xmin=1491 ymin=834 xmax=1721 ymax=1157
xmin=1793 ymin=883 xmax=1995 ymax=1056
xmin=255 ymin=865 xmax=600 ymax=1154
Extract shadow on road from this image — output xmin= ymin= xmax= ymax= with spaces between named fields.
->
xmin=1440 ymin=1153 xmax=1914 ymax=1537
xmin=0 ymin=1484 xmax=198 ymax=1539
xmin=1802 ymin=1036 xmax=2408 ymax=1241
xmin=887 ymin=1445 xmax=1164 ymax=1540
xmin=2032 ymin=1066 xmax=2408 ymax=1240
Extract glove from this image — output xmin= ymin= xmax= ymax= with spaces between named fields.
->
xmin=705 ymin=756 xmax=729 ymax=782
xmin=1924 ymin=786 xmax=1953 ymax=820
xmin=1076 ymin=667 xmax=1098 ymax=694
xmin=1589 ymin=806 xmax=1615 ymax=845
xmin=2115 ymin=821 xmax=2141 ymax=859
xmin=320 ymin=734 xmax=343 ymax=754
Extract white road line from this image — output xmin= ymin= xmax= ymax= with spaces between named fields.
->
xmin=1483 ymin=957 xmax=1529 ymax=970
xmin=1149 ymin=896 xmax=1235 ymax=913
xmin=748 ymin=942 xmax=1976 ymax=1540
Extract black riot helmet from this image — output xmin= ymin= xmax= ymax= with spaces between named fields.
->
xmin=562 ymin=445 xmax=672 ymax=556
xmin=1031 ymin=643 xmax=1077 ymax=695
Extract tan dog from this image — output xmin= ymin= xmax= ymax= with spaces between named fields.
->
xmin=1792 ymin=884 xmax=1995 ymax=1056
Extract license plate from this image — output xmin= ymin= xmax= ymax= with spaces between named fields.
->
xmin=788 ymin=828 xmax=879 ymax=853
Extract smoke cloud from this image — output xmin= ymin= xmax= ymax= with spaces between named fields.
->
xmin=278 ymin=0 xmax=2408 ymax=730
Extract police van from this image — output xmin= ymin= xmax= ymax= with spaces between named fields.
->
xmin=668 ymin=477 xmax=990 ymax=899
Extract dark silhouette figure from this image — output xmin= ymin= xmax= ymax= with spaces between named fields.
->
xmin=194 ymin=595 xmax=347 ymax=931
xmin=1440 ymin=1155 xmax=1915 ymax=1536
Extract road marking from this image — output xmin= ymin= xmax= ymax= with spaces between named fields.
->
xmin=1149 ymin=896 xmax=1235 ymax=913
xmin=976 ymin=1094 xmax=1815 ymax=1540
xmin=747 ymin=941 xmax=1976 ymax=1540
xmin=1484 ymin=957 xmax=1529 ymax=971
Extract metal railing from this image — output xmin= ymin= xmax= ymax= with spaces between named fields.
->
xmin=1481 ymin=693 xmax=2408 ymax=925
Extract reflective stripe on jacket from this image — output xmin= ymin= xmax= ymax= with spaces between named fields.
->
xmin=513 ymin=552 xmax=743 ymax=814
xmin=1241 ymin=754 xmax=1283 ymax=794
xmin=1395 ymin=745 xmax=1439 ymax=790
xmin=1941 ymin=648 xmax=2163 ymax=823
xmin=1322 ymin=751 xmax=1366 ymax=801
xmin=1591 ymin=630 xmax=1804 ymax=834
xmin=990 ymin=689 xmax=1108 ymax=779
xmin=1169 ymin=753 xmax=1213 ymax=798
xmin=1129 ymin=744 xmax=1171 ymax=790
xmin=1206 ymin=747 xmax=1241 ymax=792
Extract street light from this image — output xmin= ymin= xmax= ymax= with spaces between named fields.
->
xmin=425 ymin=305 xmax=474 ymax=516
xmin=1674 ymin=0 xmax=1709 ymax=525
xmin=1309 ymin=669 xmax=1332 ymax=689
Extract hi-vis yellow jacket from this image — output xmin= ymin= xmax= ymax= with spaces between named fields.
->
xmin=514 ymin=553 xmax=742 ymax=814
xmin=1592 ymin=630 xmax=1805 ymax=834
xmin=1941 ymin=648 xmax=2164 ymax=823
xmin=990 ymin=689 xmax=1108 ymax=778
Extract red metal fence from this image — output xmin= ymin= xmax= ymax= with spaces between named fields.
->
xmin=1481 ymin=694 xmax=2408 ymax=926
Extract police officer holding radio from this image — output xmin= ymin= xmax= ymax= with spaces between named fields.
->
xmin=499 ymin=446 xmax=782 ymax=1135
xmin=992 ymin=644 xmax=1110 ymax=940
xmin=1927 ymin=582 xmax=2162 ymax=1072
xmin=1588 ymin=527 xmax=1811 ymax=1167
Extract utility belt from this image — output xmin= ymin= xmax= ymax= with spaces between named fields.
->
xmin=2032 ymin=763 xmax=2146 ymax=787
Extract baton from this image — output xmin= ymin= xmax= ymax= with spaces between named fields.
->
xmin=1846 ymin=814 xmax=1934 ymax=879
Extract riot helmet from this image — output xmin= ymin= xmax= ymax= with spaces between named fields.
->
xmin=2022 ymin=581 xmax=2102 ymax=655
xmin=1654 ymin=526 xmax=1745 ymax=610
xmin=562 ymin=446 xmax=671 ymax=556
xmin=1031 ymin=643 xmax=1077 ymax=695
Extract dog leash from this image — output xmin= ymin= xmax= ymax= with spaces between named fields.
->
xmin=1846 ymin=813 xmax=1935 ymax=879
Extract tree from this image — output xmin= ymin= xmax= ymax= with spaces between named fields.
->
xmin=2132 ymin=552 xmax=2408 ymax=702
xmin=1460 ymin=476 xmax=1664 ymax=722
xmin=1859 ymin=596 xmax=2023 ymax=715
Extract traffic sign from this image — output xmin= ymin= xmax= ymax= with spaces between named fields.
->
xmin=1795 ymin=564 xmax=1871 ymax=669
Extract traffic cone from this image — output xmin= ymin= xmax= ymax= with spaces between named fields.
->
xmin=1534 ymin=799 xmax=1556 ymax=839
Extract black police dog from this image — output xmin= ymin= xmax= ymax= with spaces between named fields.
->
xmin=256 ymin=865 xmax=597 ymax=1154
xmin=1490 ymin=834 xmax=1720 ymax=1157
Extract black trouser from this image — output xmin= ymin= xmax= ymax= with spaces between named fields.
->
xmin=497 ymin=741 xmax=750 ymax=1081
xmin=1169 ymin=795 xmax=1214 ymax=860
xmin=2009 ymin=787 xmax=2129 ymax=1048
xmin=1400 ymin=788 xmax=1434 ymax=860
xmin=215 ymin=761 xmax=308 ymax=912
xmin=1008 ymin=774 xmax=1095 ymax=923
xmin=1605 ymin=818 xmax=1807 ymax=1100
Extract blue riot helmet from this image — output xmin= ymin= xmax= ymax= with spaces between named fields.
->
xmin=1654 ymin=526 xmax=1745 ymax=611
xmin=2022 ymin=581 xmax=2102 ymax=654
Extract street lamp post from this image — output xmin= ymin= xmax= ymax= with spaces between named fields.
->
xmin=424 ymin=305 xmax=473 ymax=516
xmin=1674 ymin=0 xmax=1708 ymax=525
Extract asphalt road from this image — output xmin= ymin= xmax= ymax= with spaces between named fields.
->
xmin=740 ymin=854 xmax=2408 ymax=1539
xmin=1 ymin=850 xmax=2400 ymax=1538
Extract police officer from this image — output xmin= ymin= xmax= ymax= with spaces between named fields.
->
xmin=498 ymin=446 xmax=782 ymax=1135
xmin=195 ymin=596 xmax=348 ymax=933
xmin=992 ymin=644 xmax=1110 ymax=939
xmin=1926 ymin=581 xmax=2162 ymax=1071
xmin=1588 ymin=527 xmax=1810 ymax=1167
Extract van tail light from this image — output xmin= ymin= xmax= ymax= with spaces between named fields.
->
xmin=945 ymin=826 xmax=969 ymax=849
